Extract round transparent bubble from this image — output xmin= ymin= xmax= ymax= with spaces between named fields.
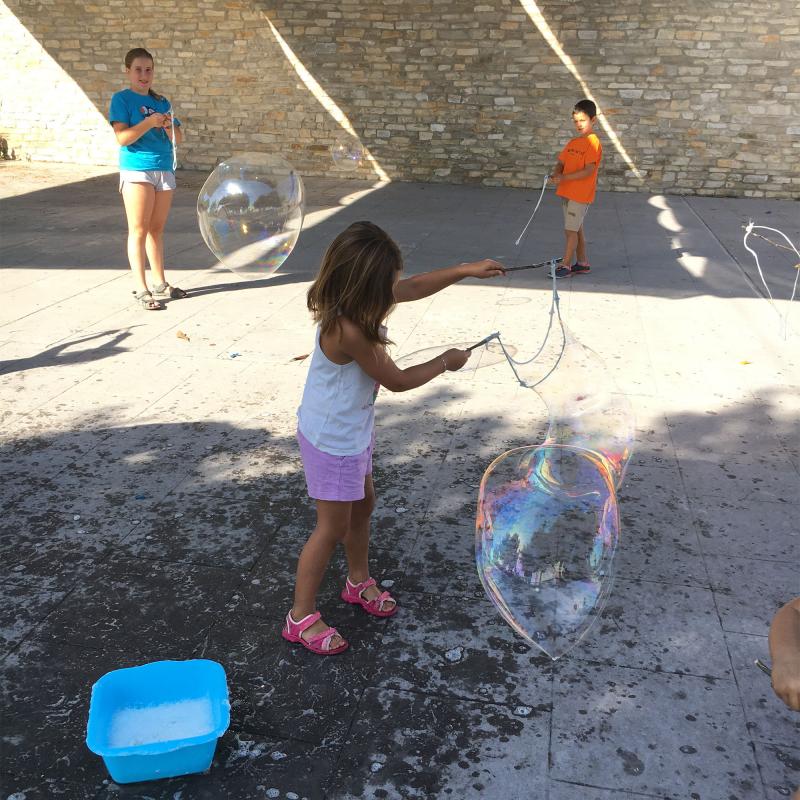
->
xmin=476 ymin=444 xmax=619 ymax=660
xmin=197 ymin=153 xmax=304 ymax=279
xmin=394 ymin=341 xmax=516 ymax=372
xmin=331 ymin=138 xmax=364 ymax=172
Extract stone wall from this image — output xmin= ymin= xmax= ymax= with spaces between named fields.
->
xmin=1 ymin=0 xmax=798 ymax=198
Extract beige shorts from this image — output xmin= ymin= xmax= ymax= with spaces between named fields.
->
xmin=562 ymin=198 xmax=590 ymax=232
xmin=119 ymin=170 xmax=176 ymax=193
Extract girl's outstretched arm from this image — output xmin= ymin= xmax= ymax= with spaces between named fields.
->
xmin=395 ymin=259 xmax=505 ymax=303
xmin=331 ymin=318 xmax=469 ymax=392
xmin=769 ymin=596 xmax=800 ymax=711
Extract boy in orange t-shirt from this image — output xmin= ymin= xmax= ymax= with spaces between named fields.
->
xmin=549 ymin=99 xmax=603 ymax=277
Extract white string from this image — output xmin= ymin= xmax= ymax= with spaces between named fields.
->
xmin=472 ymin=259 xmax=566 ymax=390
xmin=164 ymin=103 xmax=177 ymax=171
xmin=514 ymin=175 xmax=549 ymax=246
xmin=470 ymin=176 xmax=564 ymax=389
xmin=743 ymin=220 xmax=799 ymax=338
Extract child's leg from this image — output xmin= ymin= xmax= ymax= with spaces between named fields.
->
xmin=576 ymin=225 xmax=588 ymax=265
xmin=121 ymin=182 xmax=156 ymax=293
xmin=292 ymin=499 xmax=351 ymax=644
xmin=145 ymin=188 xmax=174 ymax=287
xmin=342 ymin=475 xmax=375 ymax=584
xmin=562 ymin=229 xmax=579 ymax=268
xmin=342 ymin=475 xmax=395 ymax=609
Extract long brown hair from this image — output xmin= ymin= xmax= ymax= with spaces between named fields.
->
xmin=124 ymin=48 xmax=164 ymax=102
xmin=307 ymin=221 xmax=402 ymax=346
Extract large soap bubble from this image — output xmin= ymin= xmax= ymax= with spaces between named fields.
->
xmin=197 ymin=153 xmax=304 ymax=279
xmin=330 ymin=137 xmax=364 ymax=172
xmin=476 ymin=443 xmax=619 ymax=660
xmin=471 ymin=305 xmax=634 ymax=659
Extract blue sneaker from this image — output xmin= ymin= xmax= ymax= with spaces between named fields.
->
xmin=554 ymin=266 xmax=571 ymax=278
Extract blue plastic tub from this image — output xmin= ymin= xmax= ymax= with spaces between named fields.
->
xmin=86 ymin=659 xmax=230 ymax=784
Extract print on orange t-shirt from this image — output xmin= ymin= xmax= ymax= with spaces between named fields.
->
xmin=556 ymin=133 xmax=602 ymax=205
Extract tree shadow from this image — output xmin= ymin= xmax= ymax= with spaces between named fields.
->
xmin=0 ymin=381 xmax=798 ymax=797
xmin=0 ymin=328 xmax=136 ymax=376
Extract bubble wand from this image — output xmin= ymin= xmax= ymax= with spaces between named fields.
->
xmin=742 ymin=221 xmax=799 ymax=339
xmin=504 ymin=257 xmax=563 ymax=273
xmin=754 ymin=659 xmax=772 ymax=678
xmin=464 ymin=170 xmax=562 ymax=385
xmin=466 ymin=332 xmax=501 ymax=352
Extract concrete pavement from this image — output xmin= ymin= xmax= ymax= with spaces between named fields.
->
xmin=0 ymin=161 xmax=798 ymax=799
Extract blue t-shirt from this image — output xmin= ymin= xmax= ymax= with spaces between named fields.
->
xmin=108 ymin=89 xmax=180 ymax=172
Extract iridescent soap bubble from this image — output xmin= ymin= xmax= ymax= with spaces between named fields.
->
xmin=197 ymin=153 xmax=304 ymax=279
xmin=476 ymin=443 xmax=619 ymax=660
xmin=330 ymin=138 xmax=364 ymax=172
xmin=394 ymin=341 xmax=516 ymax=373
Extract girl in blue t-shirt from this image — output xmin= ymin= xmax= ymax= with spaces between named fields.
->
xmin=109 ymin=48 xmax=187 ymax=310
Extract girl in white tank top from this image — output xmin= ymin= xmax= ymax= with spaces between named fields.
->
xmin=283 ymin=221 xmax=506 ymax=655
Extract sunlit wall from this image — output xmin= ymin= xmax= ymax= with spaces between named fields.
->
xmin=1 ymin=0 xmax=796 ymax=198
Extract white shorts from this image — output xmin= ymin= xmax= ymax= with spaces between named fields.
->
xmin=119 ymin=170 xmax=176 ymax=193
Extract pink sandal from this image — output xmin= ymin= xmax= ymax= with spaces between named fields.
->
xmin=341 ymin=577 xmax=398 ymax=618
xmin=281 ymin=611 xmax=349 ymax=655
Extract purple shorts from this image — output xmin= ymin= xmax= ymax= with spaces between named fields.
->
xmin=297 ymin=428 xmax=374 ymax=502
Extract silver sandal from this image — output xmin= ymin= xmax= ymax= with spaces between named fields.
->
xmin=134 ymin=290 xmax=164 ymax=310
xmin=152 ymin=282 xmax=188 ymax=299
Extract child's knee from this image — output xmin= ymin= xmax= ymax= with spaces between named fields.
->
xmin=316 ymin=524 xmax=348 ymax=545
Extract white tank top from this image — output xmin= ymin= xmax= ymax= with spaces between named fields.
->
xmin=297 ymin=326 xmax=380 ymax=455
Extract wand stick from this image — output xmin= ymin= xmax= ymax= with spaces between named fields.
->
xmin=754 ymin=659 xmax=772 ymax=677
xmin=466 ymin=332 xmax=500 ymax=352
xmin=505 ymin=257 xmax=563 ymax=273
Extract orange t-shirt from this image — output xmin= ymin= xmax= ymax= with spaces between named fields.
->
xmin=556 ymin=133 xmax=602 ymax=204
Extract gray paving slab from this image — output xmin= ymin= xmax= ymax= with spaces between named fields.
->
xmin=325 ymin=687 xmax=550 ymax=800
xmin=0 ymin=163 xmax=798 ymax=799
xmin=550 ymin=661 xmax=763 ymax=799
xmin=571 ymin=577 xmax=730 ymax=678
xmin=754 ymin=742 xmax=800 ymax=800
xmin=547 ymin=779 xmax=668 ymax=799
xmin=724 ymin=631 xmax=800 ymax=748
